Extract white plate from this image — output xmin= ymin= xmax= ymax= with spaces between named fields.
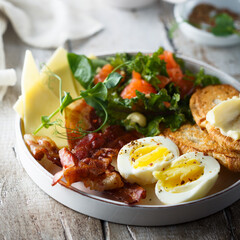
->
xmin=15 ymin=54 xmax=240 ymax=226
xmin=174 ymin=0 xmax=240 ymax=47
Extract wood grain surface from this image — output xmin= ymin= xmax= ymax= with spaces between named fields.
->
xmin=0 ymin=0 xmax=239 ymax=239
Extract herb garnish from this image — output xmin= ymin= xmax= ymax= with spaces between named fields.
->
xmin=211 ymin=13 xmax=239 ymax=36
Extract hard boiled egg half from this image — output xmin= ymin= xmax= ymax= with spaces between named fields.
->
xmin=117 ymin=136 xmax=179 ymax=185
xmin=153 ymin=152 xmax=220 ymax=205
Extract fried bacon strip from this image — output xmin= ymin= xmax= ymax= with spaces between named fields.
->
xmin=52 ymin=147 xmax=123 ymax=188
xmin=53 ymin=146 xmax=146 ymax=204
xmin=65 ymin=99 xmax=102 ymax=149
xmin=72 ymin=125 xmax=141 ymax=160
xmin=106 ymin=182 xmax=147 ymax=204
xmin=82 ymin=170 xmax=124 ymax=191
xmin=24 ymin=134 xmax=61 ymax=167
xmin=51 ymin=124 xmax=146 ymax=203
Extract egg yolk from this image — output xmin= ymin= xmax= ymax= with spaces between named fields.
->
xmin=154 ymin=159 xmax=204 ymax=192
xmin=131 ymin=145 xmax=172 ymax=169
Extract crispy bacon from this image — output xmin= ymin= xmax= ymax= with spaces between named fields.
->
xmin=24 ymin=134 xmax=61 ymax=167
xmin=52 ymin=147 xmax=120 ymax=187
xmin=65 ymin=99 xmax=102 ymax=149
xmin=83 ymin=170 xmax=124 ymax=191
xmin=92 ymin=148 xmax=118 ymax=159
xmin=106 ymin=182 xmax=147 ymax=204
xmin=72 ymin=125 xmax=141 ymax=161
xmin=52 ymin=147 xmax=146 ymax=204
xmin=72 ymin=133 xmax=104 ymax=160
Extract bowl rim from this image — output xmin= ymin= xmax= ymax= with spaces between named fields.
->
xmin=16 ymin=52 xmax=240 ymax=209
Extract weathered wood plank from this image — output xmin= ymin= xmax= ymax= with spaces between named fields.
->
xmin=105 ymin=210 xmax=232 ymax=240
xmin=226 ymin=200 xmax=240 ymax=239
xmin=128 ymin=211 xmax=231 ymax=240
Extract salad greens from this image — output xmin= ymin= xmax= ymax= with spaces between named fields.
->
xmin=34 ymin=47 xmax=220 ymax=137
xmin=67 ymin=54 xmax=94 ymax=89
xmin=194 ymin=68 xmax=220 ymax=87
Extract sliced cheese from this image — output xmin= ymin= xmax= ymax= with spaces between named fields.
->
xmin=40 ymin=47 xmax=80 ymax=98
xmin=21 ymin=50 xmax=40 ymax=96
xmin=19 ymin=50 xmax=68 ymax=147
xmin=13 ymin=95 xmax=24 ymax=118
xmin=24 ymin=80 xmax=67 ymax=148
xmin=16 ymin=50 xmax=41 ymax=119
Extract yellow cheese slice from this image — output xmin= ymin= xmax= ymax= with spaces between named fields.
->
xmin=40 ymin=47 xmax=80 ymax=98
xmin=20 ymin=50 xmax=68 ymax=147
xmin=13 ymin=95 xmax=24 ymax=118
xmin=21 ymin=50 xmax=40 ymax=95
xmin=14 ymin=50 xmax=40 ymax=118
xmin=24 ymin=80 xmax=67 ymax=148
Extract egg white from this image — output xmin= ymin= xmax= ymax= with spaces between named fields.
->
xmin=154 ymin=152 xmax=220 ymax=205
xmin=117 ymin=136 xmax=179 ymax=185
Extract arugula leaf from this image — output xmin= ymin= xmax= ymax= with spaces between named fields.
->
xmin=136 ymin=90 xmax=170 ymax=111
xmin=108 ymin=53 xmax=132 ymax=68
xmin=107 ymin=109 xmax=130 ymax=125
xmin=139 ymin=117 xmax=165 ymax=136
xmin=127 ymin=48 xmax=168 ymax=85
xmin=104 ymin=72 xmax=122 ymax=89
xmin=169 ymin=93 xmax=180 ymax=111
xmin=128 ymin=52 xmax=147 ymax=74
xmin=123 ymin=116 xmax=164 ymax=137
xmin=68 ymin=53 xmax=93 ymax=89
xmin=194 ymin=68 xmax=220 ymax=87
xmin=211 ymin=14 xmax=236 ymax=36
xmin=107 ymin=92 xmax=137 ymax=114
xmin=164 ymin=113 xmax=186 ymax=132
xmin=165 ymin=82 xmax=180 ymax=96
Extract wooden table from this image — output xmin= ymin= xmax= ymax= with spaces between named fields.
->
xmin=1 ymin=1 xmax=240 ymax=239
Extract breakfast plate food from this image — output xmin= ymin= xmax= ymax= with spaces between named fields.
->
xmin=14 ymin=47 xmax=240 ymax=226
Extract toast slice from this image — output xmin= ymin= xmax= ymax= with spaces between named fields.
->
xmin=162 ymin=124 xmax=240 ymax=172
xmin=190 ymin=84 xmax=240 ymax=151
